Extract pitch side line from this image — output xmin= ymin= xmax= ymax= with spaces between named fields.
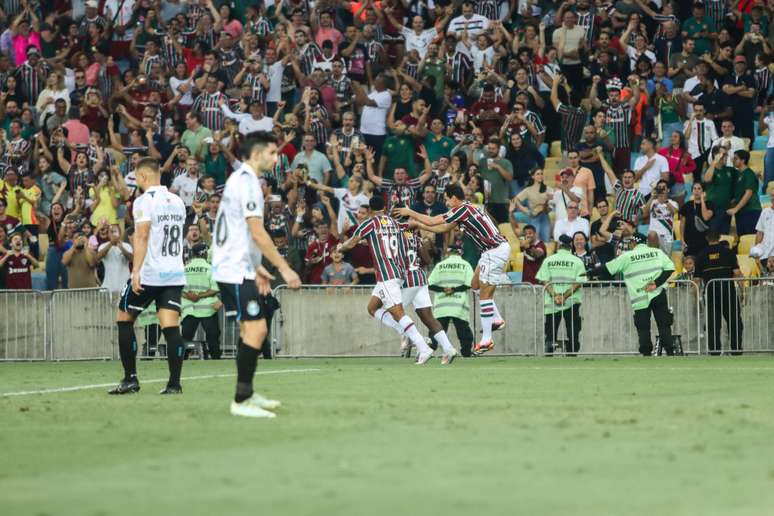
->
xmin=0 ymin=368 xmax=321 ymax=397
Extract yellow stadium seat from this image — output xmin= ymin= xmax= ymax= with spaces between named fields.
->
xmin=671 ymin=251 xmax=683 ymax=275
xmin=673 ymin=215 xmax=682 ymax=241
xmin=743 ymin=138 xmax=751 ymax=150
xmin=545 ymin=241 xmax=556 ymax=256
xmin=720 ymin=234 xmax=736 ymax=248
xmin=738 ymin=234 xmax=756 ymax=256
xmin=550 ymin=141 xmax=562 ymax=157
xmin=507 ymin=253 xmax=524 ymax=272
xmin=737 ymin=255 xmax=760 ymax=278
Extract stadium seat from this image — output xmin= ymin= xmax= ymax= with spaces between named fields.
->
xmin=507 ymin=253 xmax=524 ymax=272
xmin=671 ymin=251 xmax=683 ymax=275
xmin=738 ymin=234 xmax=756 ymax=256
xmin=720 ymin=234 xmax=736 ymax=248
xmin=637 ymin=224 xmax=650 ymax=235
xmin=545 ymin=241 xmax=556 ymax=256
xmin=550 ymin=140 xmax=562 ymax=157
xmin=737 ymin=255 xmax=760 ymax=277
xmin=673 ymin=216 xmax=682 ymax=241
xmin=507 ymin=271 xmax=523 ymax=283
xmin=539 ymin=143 xmax=549 ymax=157
xmin=742 ymin=137 xmax=751 ymax=150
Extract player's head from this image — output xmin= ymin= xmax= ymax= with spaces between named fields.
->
xmin=368 ymin=195 xmax=385 ymax=213
xmin=443 ymin=183 xmax=466 ymax=209
xmin=135 ymin=157 xmax=161 ymax=192
xmin=240 ymin=131 xmax=279 ymax=172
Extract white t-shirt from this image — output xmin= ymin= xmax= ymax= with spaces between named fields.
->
xmin=132 ymin=186 xmax=186 ymax=286
xmin=266 ymin=61 xmax=285 ymax=102
xmin=553 ymin=217 xmax=590 ymax=242
xmin=401 ymin=26 xmax=437 ymax=58
xmin=625 ymin=46 xmax=656 ymax=71
xmin=765 ymin=114 xmax=774 ymax=149
xmin=170 ymin=76 xmax=194 ymax=106
xmin=552 ymin=186 xmax=585 ymax=221
xmin=648 ymin=199 xmax=678 ymax=238
xmin=711 ymin=136 xmax=747 ymax=167
xmin=99 ymin=242 xmax=132 ymax=292
xmin=221 ymin=104 xmax=274 ymax=135
xmin=755 ymin=207 xmax=774 ymax=259
xmin=212 ymin=163 xmax=265 ymax=284
xmin=171 ymin=174 xmax=199 ymax=207
xmin=470 ymin=45 xmax=495 ymax=73
xmin=634 ymin=153 xmax=670 ymax=197
xmin=359 ymin=90 xmax=392 ymax=136
xmin=447 ymin=14 xmax=489 ymax=37
xmin=333 ymin=188 xmax=369 ymax=233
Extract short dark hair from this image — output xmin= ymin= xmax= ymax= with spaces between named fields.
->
xmin=136 ymin=157 xmax=160 ymax=174
xmin=734 ymin=149 xmax=750 ymax=164
xmin=240 ymin=131 xmax=278 ymax=160
xmin=369 ymin=195 xmax=385 ymax=212
xmin=523 ymin=224 xmax=536 ymax=233
xmin=444 ymin=183 xmax=465 ymax=201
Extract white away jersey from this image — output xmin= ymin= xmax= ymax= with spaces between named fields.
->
xmin=212 ymin=163 xmax=264 ymax=283
xmin=132 ymin=186 xmax=186 ymax=286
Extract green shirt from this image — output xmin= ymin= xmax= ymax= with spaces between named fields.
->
xmin=427 ymin=254 xmax=474 ymax=322
xmin=733 ymin=167 xmax=762 ymax=213
xmin=478 ymin=157 xmax=513 ymax=204
xmin=382 ymin=135 xmax=417 ymax=179
xmin=535 ymin=249 xmax=587 ymax=315
xmin=424 ymin=134 xmax=455 ymax=164
xmin=422 ymin=61 xmax=446 ymax=98
xmin=181 ymin=125 xmax=213 ymax=157
xmin=683 ymin=16 xmax=713 ymax=55
xmin=181 ymin=258 xmax=220 ymax=318
xmin=605 ymin=244 xmax=675 ymax=310
xmin=204 ymin=151 xmax=228 ymax=186
xmin=705 ymin=166 xmax=736 ymax=210
xmin=658 ymin=96 xmax=680 ymax=125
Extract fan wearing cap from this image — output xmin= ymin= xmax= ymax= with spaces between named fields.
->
xmin=552 ymin=167 xmax=583 ymax=222
xmin=78 ymin=0 xmax=109 ymax=37
xmin=604 ymin=232 xmax=676 ymax=356
xmin=536 ymin=234 xmax=586 ymax=355
xmin=721 ymin=55 xmax=757 ymax=140
xmin=16 ymin=44 xmax=49 ymax=104
xmin=180 ymin=243 xmax=223 ymax=360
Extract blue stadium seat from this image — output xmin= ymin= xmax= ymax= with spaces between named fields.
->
xmin=638 ymin=224 xmax=649 ymax=235
xmin=539 ymin=143 xmax=549 ymax=157
xmin=507 ymin=272 xmax=523 ymax=283
xmin=753 ymin=136 xmax=769 ymax=151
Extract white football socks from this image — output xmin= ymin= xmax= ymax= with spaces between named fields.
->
xmin=480 ymin=300 xmax=496 ymax=342
xmin=433 ymin=330 xmax=455 ymax=354
xmin=399 ymin=315 xmax=431 ymax=354
xmin=373 ymin=308 xmax=403 ymax=335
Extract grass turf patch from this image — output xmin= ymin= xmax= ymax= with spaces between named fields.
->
xmin=1 ymin=357 xmax=773 ymax=516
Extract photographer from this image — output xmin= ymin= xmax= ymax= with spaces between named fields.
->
xmin=62 ymin=231 xmax=99 ymax=288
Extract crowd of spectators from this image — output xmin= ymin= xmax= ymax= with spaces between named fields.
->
xmin=1 ymin=0 xmax=774 ymax=294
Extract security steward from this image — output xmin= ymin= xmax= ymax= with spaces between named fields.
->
xmin=536 ymin=234 xmax=587 ymax=355
xmin=427 ymin=245 xmax=475 ymax=357
xmin=695 ymin=229 xmax=743 ymax=355
xmin=604 ymin=233 xmax=676 ymax=356
xmin=181 ymin=243 xmax=222 ymax=359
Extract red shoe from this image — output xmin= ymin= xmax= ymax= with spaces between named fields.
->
xmin=473 ymin=340 xmax=495 ymax=355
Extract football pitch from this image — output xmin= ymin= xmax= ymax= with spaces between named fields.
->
xmin=2 ymin=357 xmax=774 ymax=516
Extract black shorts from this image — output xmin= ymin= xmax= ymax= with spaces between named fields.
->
xmin=119 ymin=280 xmax=183 ymax=316
xmin=217 ymin=279 xmax=265 ymax=322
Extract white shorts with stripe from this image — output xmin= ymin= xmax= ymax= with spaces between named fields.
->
xmin=401 ymin=285 xmax=432 ymax=310
xmin=478 ymin=241 xmax=511 ymax=286
xmin=371 ymin=278 xmax=403 ymax=309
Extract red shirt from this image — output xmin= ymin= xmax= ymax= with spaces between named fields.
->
xmin=469 ymin=100 xmax=508 ymax=138
xmin=522 ymin=240 xmax=546 ymax=285
xmin=304 ymin=235 xmax=338 ymax=284
xmin=657 ymin=147 xmax=696 ymax=184
xmin=3 ymin=253 xmax=33 ymax=289
xmin=0 ymin=214 xmax=20 ymax=234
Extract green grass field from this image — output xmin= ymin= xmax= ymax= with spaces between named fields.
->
xmin=2 ymin=357 xmax=774 ymax=516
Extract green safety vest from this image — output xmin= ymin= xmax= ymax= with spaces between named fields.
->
xmin=181 ymin=258 xmax=220 ymax=318
xmin=535 ymin=249 xmax=587 ymax=315
xmin=427 ymin=255 xmax=474 ymax=323
xmin=605 ymin=244 xmax=675 ymax=310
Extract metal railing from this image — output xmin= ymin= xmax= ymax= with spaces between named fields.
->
xmin=704 ymin=277 xmax=774 ymax=355
xmin=0 ymin=279 xmax=772 ymax=360
xmin=540 ymin=280 xmax=701 ymax=356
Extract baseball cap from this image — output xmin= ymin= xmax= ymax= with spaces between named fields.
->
xmin=558 ymin=234 xmax=573 ymax=247
xmin=631 ymin=232 xmax=648 ymax=245
xmin=85 ymin=0 xmax=99 ymax=8
xmin=26 ymin=46 xmax=40 ymax=56
xmin=560 ymin=167 xmax=575 ymax=178
xmin=734 ymin=55 xmax=747 ymax=64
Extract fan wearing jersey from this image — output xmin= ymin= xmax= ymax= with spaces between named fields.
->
xmin=396 ymin=183 xmax=510 ymax=354
xmin=372 ymin=219 xmax=460 ymax=364
xmin=212 ymin=131 xmax=302 ymax=419
xmin=110 ymin=158 xmax=188 ymax=396
xmin=337 ymin=196 xmax=435 ymax=365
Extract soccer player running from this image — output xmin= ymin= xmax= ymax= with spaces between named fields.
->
xmin=373 ymin=218 xmax=460 ymax=364
xmin=110 ymin=158 xmax=188 ymax=395
xmin=337 ymin=196 xmax=436 ymax=364
xmin=212 ymin=132 xmax=301 ymax=418
xmin=395 ymin=183 xmax=511 ymax=354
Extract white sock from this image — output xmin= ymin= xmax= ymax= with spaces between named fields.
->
xmin=374 ymin=308 xmax=403 ymax=335
xmin=399 ymin=315 xmax=431 ymax=353
xmin=480 ymin=300 xmax=495 ymax=342
xmin=433 ymin=330 xmax=455 ymax=354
